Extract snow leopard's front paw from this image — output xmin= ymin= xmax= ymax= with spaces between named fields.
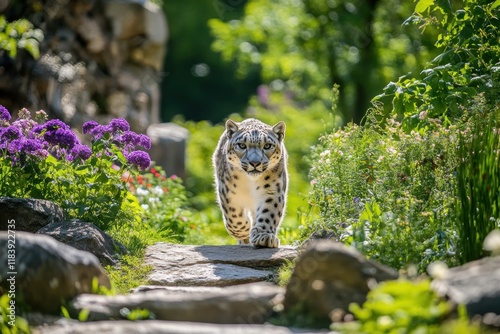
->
xmin=250 ymin=227 xmax=280 ymax=248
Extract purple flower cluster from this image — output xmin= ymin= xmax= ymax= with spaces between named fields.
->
xmin=82 ymin=118 xmax=152 ymax=170
xmin=1 ymin=105 xmax=152 ymax=171
xmin=0 ymin=106 xmax=90 ymax=163
xmin=0 ymin=105 xmax=12 ymax=122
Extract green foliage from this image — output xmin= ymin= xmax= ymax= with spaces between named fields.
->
xmin=176 ymin=91 xmax=335 ymax=245
xmin=0 ymin=294 xmax=30 ymax=334
xmin=456 ymin=106 xmax=500 ymax=263
xmin=0 ymin=15 xmax=42 ymax=59
xmin=125 ymin=165 xmax=190 ymax=242
xmin=375 ymin=0 xmax=500 ymax=130
xmin=307 ymin=115 xmax=460 ymax=271
xmin=105 ymin=254 xmax=153 ymax=294
xmin=0 ymin=109 xmax=143 ymax=231
xmin=209 ymin=0 xmax=434 ymax=122
xmin=333 ymin=279 xmax=483 ymax=334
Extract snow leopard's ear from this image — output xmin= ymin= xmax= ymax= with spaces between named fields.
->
xmin=225 ymin=119 xmax=239 ymax=139
xmin=272 ymin=121 xmax=286 ymax=141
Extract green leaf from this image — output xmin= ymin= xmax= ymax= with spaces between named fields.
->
xmin=415 ymin=0 xmax=434 ymax=13
xmin=492 ymin=0 xmax=500 ymax=10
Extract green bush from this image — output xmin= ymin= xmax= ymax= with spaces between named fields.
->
xmin=125 ymin=165 xmax=190 ymax=243
xmin=333 ymin=279 xmax=483 ymax=334
xmin=306 ymin=113 xmax=460 ymax=271
xmin=375 ymin=0 xmax=500 ymax=130
xmin=0 ymin=107 xmax=147 ymax=231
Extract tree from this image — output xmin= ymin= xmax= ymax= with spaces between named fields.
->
xmin=209 ymin=0 xmax=436 ymax=123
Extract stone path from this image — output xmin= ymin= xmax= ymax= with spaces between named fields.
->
xmin=145 ymin=243 xmax=298 ymax=286
xmin=34 ymin=243 xmax=309 ymax=334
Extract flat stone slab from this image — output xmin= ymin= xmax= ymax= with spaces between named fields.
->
xmin=69 ymin=282 xmax=284 ymax=324
xmin=145 ymin=243 xmax=297 ymax=287
xmin=34 ymin=320 xmax=327 ymax=334
xmin=148 ymin=263 xmax=274 ymax=286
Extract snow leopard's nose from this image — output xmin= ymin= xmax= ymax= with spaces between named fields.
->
xmin=249 ymin=161 xmax=261 ymax=168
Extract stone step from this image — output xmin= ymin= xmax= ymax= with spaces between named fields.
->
xmin=145 ymin=243 xmax=297 ymax=287
xmin=33 ymin=320 xmax=329 ymax=334
xmin=69 ymin=282 xmax=283 ymax=324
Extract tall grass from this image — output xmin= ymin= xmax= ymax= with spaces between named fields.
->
xmin=456 ymin=110 xmax=500 ymax=263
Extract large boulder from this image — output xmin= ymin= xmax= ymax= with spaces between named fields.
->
xmin=432 ymin=256 xmax=500 ymax=318
xmin=284 ymin=240 xmax=398 ymax=326
xmin=37 ymin=220 xmax=126 ymax=266
xmin=0 ymin=197 xmax=64 ymax=233
xmin=0 ymin=232 xmax=110 ymax=314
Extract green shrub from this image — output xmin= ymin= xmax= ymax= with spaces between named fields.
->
xmin=125 ymin=165 xmax=190 ymax=243
xmin=0 ymin=107 xmax=148 ymax=230
xmin=333 ymin=279 xmax=483 ymax=334
xmin=456 ymin=107 xmax=500 ymax=263
xmin=306 ymin=114 xmax=460 ymax=271
xmin=375 ymin=0 xmax=500 ymax=130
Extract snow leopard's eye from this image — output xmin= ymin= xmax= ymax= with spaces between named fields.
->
xmin=237 ymin=143 xmax=247 ymax=149
xmin=263 ymin=143 xmax=273 ymax=150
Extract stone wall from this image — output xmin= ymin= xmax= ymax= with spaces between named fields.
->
xmin=0 ymin=0 xmax=168 ymax=134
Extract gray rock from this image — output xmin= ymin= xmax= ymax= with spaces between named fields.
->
xmin=145 ymin=243 xmax=297 ymax=287
xmin=432 ymin=256 xmax=500 ymax=317
xmin=148 ymin=263 xmax=275 ymax=287
xmin=0 ymin=232 xmax=110 ymax=314
xmin=33 ymin=320 xmax=326 ymax=334
xmin=36 ymin=220 xmax=126 ymax=266
xmin=284 ymin=240 xmax=398 ymax=325
xmin=0 ymin=197 xmax=64 ymax=232
xmin=69 ymin=282 xmax=283 ymax=324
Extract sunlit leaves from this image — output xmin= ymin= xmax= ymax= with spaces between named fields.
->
xmin=0 ymin=15 xmax=43 ymax=59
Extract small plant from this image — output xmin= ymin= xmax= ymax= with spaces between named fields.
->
xmin=332 ymin=279 xmax=482 ymax=334
xmin=0 ymin=294 xmax=30 ymax=334
xmin=456 ymin=109 xmax=500 ymax=263
xmin=0 ymin=106 xmax=150 ymax=230
xmin=125 ymin=165 xmax=190 ymax=242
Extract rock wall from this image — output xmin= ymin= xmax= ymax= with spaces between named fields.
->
xmin=0 ymin=0 xmax=168 ymax=133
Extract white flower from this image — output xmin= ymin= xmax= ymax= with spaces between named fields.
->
xmin=320 ymin=150 xmax=330 ymax=158
xmin=136 ymin=187 xmax=149 ymax=196
xmin=152 ymin=185 xmax=164 ymax=196
xmin=386 ymin=147 xmax=397 ymax=155
xmin=148 ymin=197 xmax=160 ymax=203
xmin=141 ymin=204 xmax=149 ymax=210
xmin=427 ymin=261 xmax=449 ymax=280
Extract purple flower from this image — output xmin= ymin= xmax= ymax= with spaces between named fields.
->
xmin=117 ymin=131 xmax=140 ymax=146
xmin=44 ymin=119 xmax=69 ymax=131
xmin=7 ymin=139 xmax=25 ymax=154
xmin=126 ymin=150 xmax=151 ymax=170
xmin=22 ymin=138 xmax=44 ymax=153
xmin=82 ymin=120 xmax=99 ymax=134
xmin=1 ymin=126 xmax=22 ymax=140
xmin=138 ymin=134 xmax=151 ymax=150
xmin=0 ymin=105 xmax=11 ymax=122
xmin=70 ymin=144 xmax=92 ymax=161
xmin=109 ymin=118 xmax=130 ymax=133
xmin=44 ymin=128 xmax=78 ymax=148
xmin=89 ymin=125 xmax=111 ymax=140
